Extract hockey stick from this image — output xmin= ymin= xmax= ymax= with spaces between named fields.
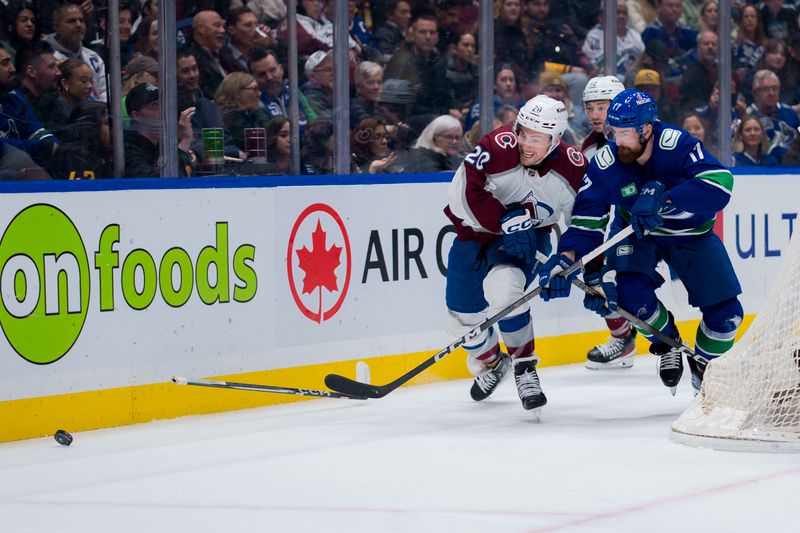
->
xmin=172 ymin=376 xmax=367 ymax=399
xmin=558 ymin=272 xmax=709 ymax=365
xmin=324 ymin=225 xmax=636 ymax=399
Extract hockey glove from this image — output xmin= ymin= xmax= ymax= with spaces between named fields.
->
xmin=583 ymin=267 xmax=618 ymax=317
xmin=630 ymin=180 xmax=670 ymax=239
xmin=499 ymin=205 xmax=537 ymax=265
xmin=538 ymin=253 xmax=578 ymax=301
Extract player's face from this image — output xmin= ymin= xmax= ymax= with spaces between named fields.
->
xmin=608 ymin=126 xmax=649 ymax=164
xmin=516 ymin=125 xmax=552 ymax=166
xmin=584 ymin=100 xmax=611 ymax=133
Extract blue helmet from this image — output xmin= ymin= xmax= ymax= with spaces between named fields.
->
xmin=605 ymin=89 xmax=658 ymax=128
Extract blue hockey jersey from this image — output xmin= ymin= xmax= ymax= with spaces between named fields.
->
xmin=559 ymin=121 xmax=734 ymax=256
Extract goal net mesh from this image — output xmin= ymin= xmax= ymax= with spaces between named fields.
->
xmin=672 ymin=231 xmax=800 ymax=450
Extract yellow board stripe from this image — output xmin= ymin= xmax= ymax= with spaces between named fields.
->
xmin=0 ymin=315 xmax=755 ymax=443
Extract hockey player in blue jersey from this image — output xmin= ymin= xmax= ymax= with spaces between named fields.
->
xmin=538 ymin=89 xmax=743 ymax=394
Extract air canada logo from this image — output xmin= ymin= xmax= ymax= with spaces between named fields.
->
xmin=287 ymin=203 xmax=352 ymax=323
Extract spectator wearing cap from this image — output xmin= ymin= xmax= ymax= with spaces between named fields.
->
xmin=44 ymin=3 xmax=107 ymax=101
xmin=190 ymin=10 xmax=228 ymax=99
xmin=384 ymin=13 xmax=458 ymax=125
xmin=214 ymin=72 xmax=269 ymax=154
xmin=680 ymin=31 xmax=718 ymax=112
xmin=0 ymin=43 xmax=59 ymax=169
xmin=374 ymin=0 xmax=412 ymax=60
xmin=120 ymin=55 xmax=159 ymax=124
xmin=301 ymin=50 xmax=334 ymax=120
xmin=220 ymin=7 xmax=260 ymax=74
xmin=746 ymin=69 xmax=800 ymax=156
xmin=538 ymin=69 xmax=588 ymax=144
xmin=176 ymin=48 xmax=243 ymax=162
xmin=124 ymin=83 xmax=196 ymax=178
xmin=15 ymin=42 xmax=66 ymax=131
xmin=582 ymin=0 xmax=644 ymax=78
xmin=631 ymin=68 xmax=673 ymax=124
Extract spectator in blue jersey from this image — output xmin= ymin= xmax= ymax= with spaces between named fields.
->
xmin=1 ymin=1 xmax=40 ymax=61
xmin=349 ymin=0 xmax=379 ymax=61
xmin=641 ymin=0 xmax=697 ymax=74
xmin=746 ymin=69 xmax=800 ymax=156
xmin=734 ymin=3 xmax=767 ymax=88
xmin=176 ymin=48 xmax=242 ymax=162
xmin=733 ymin=114 xmax=782 ymax=166
xmin=249 ymin=47 xmax=312 ymax=128
xmin=759 ymin=0 xmax=798 ymax=41
xmin=0 ymin=44 xmax=58 ymax=168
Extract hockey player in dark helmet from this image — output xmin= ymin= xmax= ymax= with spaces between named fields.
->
xmin=539 ymin=89 xmax=743 ymax=395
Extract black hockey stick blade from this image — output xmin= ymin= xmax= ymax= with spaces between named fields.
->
xmin=172 ymin=376 xmax=367 ymax=399
xmin=324 ymin=374 xmax=385 ymax=399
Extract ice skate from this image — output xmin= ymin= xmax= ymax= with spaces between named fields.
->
xmin=586 ymin=329 xmax=637 ymax=370
xmin=649 ymin=330 xmax=684 ymax=395
xmin=470 ymin=352 xmax=511 ymax=401
xmin=687 ymin=356 xmax=707 ymax=396
xmin=514 ymin=356 xmax=547 ymax=416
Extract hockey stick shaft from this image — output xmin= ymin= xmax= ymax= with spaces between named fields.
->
xmin=324 ymin=226 xmax=636 ymax=399
xmin=172 ymin=376 xmax=367 ymax=399
xmin=561 ymin=275 xmax=709 ymax=365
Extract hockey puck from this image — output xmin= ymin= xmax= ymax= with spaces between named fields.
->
xmin=54 ymin=430 xmax=73 ymax=446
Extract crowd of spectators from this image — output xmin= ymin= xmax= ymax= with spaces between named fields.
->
xmin=0 ymin=0 xmax=799 ymax=179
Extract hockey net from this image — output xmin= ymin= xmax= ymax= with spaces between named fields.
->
xmin=671 ymin=231 xmax=800 ymax=452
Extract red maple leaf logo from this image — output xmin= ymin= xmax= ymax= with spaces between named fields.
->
xmin=296 ymin=219 xmax=342 ymax=320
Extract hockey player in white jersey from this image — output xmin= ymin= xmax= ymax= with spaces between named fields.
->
xmin=443 ymin=95 xmax=587 ymax=411
xmin=580 ymin=75 xmax=638 ymax=370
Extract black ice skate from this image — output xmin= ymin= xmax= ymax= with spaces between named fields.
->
xmin=470 ymin=352 xmax=511 ymax=401
xmin=514 ymin=356 xmax=547 ymax=412
xmin=649 ymin=329 xmax=684 ymax=396
xmin=586 ymin=328 xmax=637 ymax=370
xmin=687 ymin=355 xmax=707 ymax=395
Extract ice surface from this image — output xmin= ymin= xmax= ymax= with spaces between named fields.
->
xmin=2 ymin=355 xmax=799 ymax=533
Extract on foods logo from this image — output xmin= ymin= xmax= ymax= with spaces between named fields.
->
xmin=0 ymin=204 xmax=90 ymax=364
xmin=287 ymin=203 xmax=352 ymax=323
xmin=0 ymin=204 xmax=258 ymax=365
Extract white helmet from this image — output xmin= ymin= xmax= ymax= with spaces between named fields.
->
xmin=514 ymin=95 xmax=568 ymax=158
xmin=582 ymin=75 xmax=625 ymax=103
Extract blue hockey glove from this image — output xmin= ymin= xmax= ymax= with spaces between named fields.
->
xmin=534 ymin=227 xmax=553 ymax=259
xmin=583 ymin=267 xmax=618 ymax=317
xmin=538 ymin=253 xmax=578 ymax=301
xmin=630 ymin=180 xmax=669 ymax=238
xmin=499 ymin=205 xmax=537 ymax=265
